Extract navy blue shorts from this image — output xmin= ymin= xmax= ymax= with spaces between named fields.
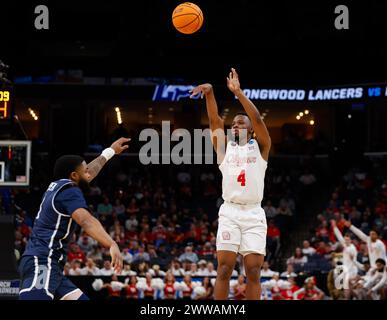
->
xmin=18 ymin=256 xmax=83 ymax=300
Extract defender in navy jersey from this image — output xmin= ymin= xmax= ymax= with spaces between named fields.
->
xmin=19 ymin=137 xmax=129 ymax=300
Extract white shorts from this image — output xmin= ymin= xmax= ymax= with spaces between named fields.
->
xmin=216 ymin=202 xmax=267 ymax=256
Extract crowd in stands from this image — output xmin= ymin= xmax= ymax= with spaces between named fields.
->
xmin=287 ymin=158 xmax=387 ymax=299
xmin=9 ymin=151 xmax=387 ymax=299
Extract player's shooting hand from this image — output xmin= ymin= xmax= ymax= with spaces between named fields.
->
xmin=110 ymin=242 xmax=123 ymax=274
xmin=189 ymin=83 xmax=213 ymax=98
xmin=110 ymin=137 xmax=130 ymax=154
xmin=227 ymin=68 xmax=242 ymax=94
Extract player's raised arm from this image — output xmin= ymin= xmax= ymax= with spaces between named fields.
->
xmin=87 ymin=137 xmax=130 ymax=181
xmin=227 ymin=68 xmax=271 ymax=161
xmin=72 ymin=208 xmax=123 ymax=273
xmin=345 ymin=220 xmax=370 ymax=242
xmin=190 ymin=84 xmax=226 ymax=162
xmin=331 ymin=220 xmax=346 ymax=246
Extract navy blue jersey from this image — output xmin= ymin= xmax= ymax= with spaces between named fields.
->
xmin=23 ymin=179 xmax=88 ymax=263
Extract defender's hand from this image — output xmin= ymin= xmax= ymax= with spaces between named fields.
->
xmin=227 ymin=68 xmax=242 ymax=94
xmin=110 ymin=137 xmax=130 ymax=155
xmin=190 ymin=83 xmax=213 ymax=98
xmin=110 ymin=242 xmax=123 ymax=274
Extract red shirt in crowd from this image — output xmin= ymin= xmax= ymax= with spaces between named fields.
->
xmin=67 ymin=250 xmax=86 ymax=263
xmin=164 ymin=283 xmax=176 ymax=299
xmin=267 ymin=226 xmax=281 ymax=238
xmin=126 ymin=284 xmax=138 ymax=299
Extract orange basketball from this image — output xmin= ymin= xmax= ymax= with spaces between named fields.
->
xmin=172 ymin=2 xmax=204 ymax=34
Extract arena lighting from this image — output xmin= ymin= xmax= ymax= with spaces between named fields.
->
xmin=296 ymin=115 xmax=301 ymax=120
xmin=28 ymin=108 xmax=38 ymax=121
xmin=299 ymin=112 xmax=304 ymax=117
xmin=115 ymin=107 xmax=122 ymax=125
xmin=348 ymin=114 xmax=352 ymax=119
xmin=304 ymin=109 xmax=310 ymax=115
xmin=310 ymin=120 xmax=315 ymax=125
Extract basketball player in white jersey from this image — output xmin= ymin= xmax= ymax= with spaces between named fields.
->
xmin=344 ymin=220 xmax=386 ymax=268
xmin=190 ymin=68 xmax=271 ymax=300
xmin=330 ymin=220 xmax=358 ymax=299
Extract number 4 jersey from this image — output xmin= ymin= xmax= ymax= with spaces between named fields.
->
xmin=219 ymin=139 xmax=267 ymax=205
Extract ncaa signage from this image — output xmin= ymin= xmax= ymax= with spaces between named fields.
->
xmin=152 ymin=84 xmax=387 ymax=102
xmin=152 ymin=85 xmax=200 ymax=102
xmin=241 ymin=87 xmax=364 ymax=101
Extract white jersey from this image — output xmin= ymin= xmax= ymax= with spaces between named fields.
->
xmin=349 ymin=225 xmax=386 ymax=268
xmin=343 ymin=244 xmax=358 ymax=274
xmin=219 ymin=139 xmax=267 ymax=205
xmin=333 ymin=227 xmax=358 ymax=274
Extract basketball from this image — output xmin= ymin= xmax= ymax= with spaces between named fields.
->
xmin=172 ymin=2 xmax=204 ymax=34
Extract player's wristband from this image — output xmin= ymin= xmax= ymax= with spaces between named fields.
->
xmin=101 ymin=148 xmax=115 ymax=161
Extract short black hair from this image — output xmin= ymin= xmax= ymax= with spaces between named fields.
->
xmin=375 ymin=258 xmax=385 ymax=266
xmin=234 ymin=112 xmax=249 ymax=118
xmin=53 ymin=155 xmax=84 ymax=180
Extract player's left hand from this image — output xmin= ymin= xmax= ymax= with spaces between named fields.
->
xmin=110 ymin=137 xmax=130 ymax=154
xmin=110 ymin=242 xmax=123 ymax=274
xmin=227 ymin=68 xmax=242 ymax=94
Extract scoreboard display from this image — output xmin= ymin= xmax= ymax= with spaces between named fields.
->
xmin=0 ymin=90 xmax=11 ymax=120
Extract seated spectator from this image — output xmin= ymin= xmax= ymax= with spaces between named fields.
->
xmin=302 ymin=240 xmax=316 ymax=256
xmin=315 ymin=241 xmax=331 ymax=257
xmin=98 ymin=196 xmax=113 ymax=217
xmin=122 ymin=248 xmax=133 ymax=264
xmin=280 ymin=264 xmax=297 ymax=278
xmin=280 ymin=277 xmax=300 ymax=300
xmin=179 ymin=246 xmax=199 ymax=264
xmin=77 ymin=231 xmax=97 ymax=253
xmin=163 ymin=272 xmax=177 ymax=300
xmin=102 ymin=275 xmax=124 ymax=300
xmin=124 ymin=275 xmax=138 ymax=299
xmin=264 ymin=200 xmax=278 ymax=220
xmin=126 ymin=198 xmax=140 ymax=216
xmin=182 ymin=275 xmax=194 ymax=300
xmin=87 ymin=245 xmax=103 ymax=263
xmin=113 ymin=199 xmax=126 ymax=221
xmin=63 ymin=262 xmax=71 ymax=276
xmin=315 ymin=221 xmax=331 ymax=243
xmin=81 ymin=258 xmax=100 ymax=275
xmin=149 ymin=264 xmax=166 ymax=278
xmin=261 ymin=261 xmax=276 ymax=278
xmin=168 ymin=259 xmax=185 ymax=277
xmin=196 ymin=277 xmax=214 ymax=300
xmin=100 ymin=260 xmax=114 ymax=276
xmin=186 ymin=262 xmax=199 ymax=276
xmin=198 ymin=242 xmax=215 ymax=259
xmin=68 ymin=260 xmax=82 ymax=276
xmin=120 ymin=262 xmax=137 ymax=276
xmin=132 ymin=246 xmax=151 ymax=264
xmin=293 ymin=277 xmax=325 ymax=300
xmin=196 ymin=260 xmax=209 ymax=276
xmin=207 ymin=262 xmax=217 ymax=276
xmin=67 ymin=244 xmax=86 ymax=264
xmin=286 ymin=248 xmax=308 ymax=268
xmin=125 ymin=214 xmax=139 ymax=232
xmin=233 ymin=275 xmax=246 ymax=300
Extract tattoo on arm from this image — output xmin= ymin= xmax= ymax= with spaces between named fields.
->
xmin=87 ymin=155 xmax=107 ymax=182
